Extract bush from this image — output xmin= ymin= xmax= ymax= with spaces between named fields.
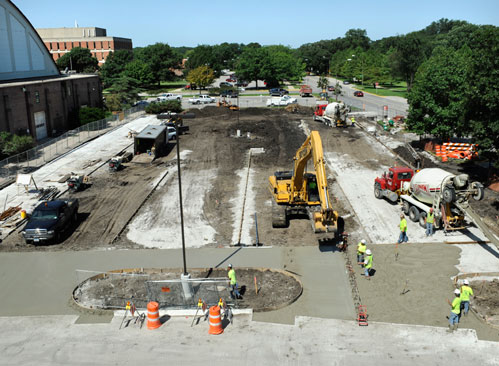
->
xmin=145 ymin=100 xmax=182 ymax=114
xmin=1 ymin=134 xmax=34 ymax=157
xmin=79 ymin=107 xmax=106 ymax=125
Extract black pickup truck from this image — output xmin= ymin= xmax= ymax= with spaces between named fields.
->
xmin=22 ymin=199 xmax=79 ymax=244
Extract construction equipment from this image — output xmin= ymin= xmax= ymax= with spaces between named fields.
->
xmin=313 ymin=101 xmax=350 ymax=127
xmin=217 ymin=98 xmax=239 ymax=111
xmin=268 ymin=131 xmax=341 ymax=234
xmin=374 ymin=167 xmax=485 ymax=232
xmin=67 ymin=173 xmax=91 ymax=192
xmin=108 ymin=152 xmax=133 ymax=172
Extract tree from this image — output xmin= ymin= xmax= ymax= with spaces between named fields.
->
xmin=389 ymin=34 xmax=429 ymax=91
xmin=344 ymin=29 xmax=370 ymax=50
xmin=135 ymin=43 xmax=181 ymax=84
xmin=406 ymin=46 xmax=471 ymax=140
xmin=99 ymin=50 xmax=133 ymax=88
xmin=235 ymin=47 xmax=268 ymax=88
xmin=79 ymin=107 xmax=106 ymax=125
xmin=186 ymin=65 xmax=215 ymax=93
xmin=333 ymin=81 xmax=342 ymax=101
xmin=317 ymin=75 xmax=328 ymax=91
xmin=56 ymin=47 xmax=98 ymax=73
xmin=123 ymin=60 xmax=155 ymax=87
xmin=106 ymin=76 xmax=141 ymax=110
xmin=465 ymin=26 xmax=499 ymax=166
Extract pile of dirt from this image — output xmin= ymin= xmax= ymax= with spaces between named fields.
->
xmin=470 ymin=279 xmax=499 ymax=327
xmin=73 ymin=267 xmax=302 ymax=312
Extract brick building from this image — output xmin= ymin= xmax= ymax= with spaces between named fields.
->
xmin=0 ymin=0 xmax=101 ymax=140
xmin=36 ymin=27 xmax=133 ymax=65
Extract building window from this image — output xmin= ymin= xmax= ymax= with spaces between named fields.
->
xmin=35 ymin=91 xmax=40 ymax=103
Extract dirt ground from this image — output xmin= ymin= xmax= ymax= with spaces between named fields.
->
xmin=470 ymin=278 xmax=499 ymax=324
xmin=73 ymin=267 xmax=302 ymax=312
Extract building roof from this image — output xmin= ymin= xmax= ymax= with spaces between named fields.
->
xmin=136 ymin=125 xmax=167 ymax=140
xmin=0 ymin=0 xmax=59 ymax=81
xmin=0 ymin=73 xmax=98 ymax=87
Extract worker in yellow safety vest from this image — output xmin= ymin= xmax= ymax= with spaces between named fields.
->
xmin=460 ymin=279 xmax=474 ymax=316
xmin=227 ymin=264 xmax=241 ymax=299
xmin=425 ymin=208 xmax=435 ymax=237
xmin=357 ymin=239 xmax=367 ymax=265
xmin=363 ymin=249 xmax=373 ymax=279
xmin=447 ymin=289 xmax=462 ymax=332
xmin=397 ymin=214 xmax=408 ymax=243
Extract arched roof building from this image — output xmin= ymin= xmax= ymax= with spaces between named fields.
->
xmin=0 ymin=0 xmax=101 ymax=141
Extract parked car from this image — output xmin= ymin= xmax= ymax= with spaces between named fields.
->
xmin=220 ymin=89 xmax=238 ymax=98
xmin=22 ymin=199 xmax=79 ymax=244
xmin=343 ymin=81 xmax=350 ymax=85
xmin=167 ymin=126 xmax=176 ymax=140
xmin=157 ymin=93 xmax=182 ymax=102
xmin=353 ymin=91 xmax=364 ymax=97
xmin=226 ymin=77 xmax=236 ymax=82
xmin=220 ymin=82 xmax=233 ymax=87
xmin=327 ymin=86 xmax=335 ymax=92
xmin=266 ymin=95 xmax=298 ymax=106
xmin=269 ymin=88 xmax=289 ymax=96
xmin=235 ymin=80 xmax=248 ymax=87
xmin=188 ymin=95 xmax=216 ymax=104
xmin=133 ymin=100 xmax=150 ymax=107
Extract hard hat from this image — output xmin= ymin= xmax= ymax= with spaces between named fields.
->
xmin=361 ymin=239 xmax=366 ymax=244
xmin=227 ymin=264 xmax=232 ymax=268
xmin=463 ymin=279 xmax=469 ymax=285
xmin=365 ymin=249 xmax=372 ymax=255
xmin=454 ymin=289 xmax=460 ymax=295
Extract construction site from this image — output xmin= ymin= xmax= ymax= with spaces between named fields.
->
xmin=0 ymin=105 xmax=498 ymax=363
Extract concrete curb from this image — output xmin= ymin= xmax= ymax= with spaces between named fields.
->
xmin=72 ymin=267 xmax=303 ymax=313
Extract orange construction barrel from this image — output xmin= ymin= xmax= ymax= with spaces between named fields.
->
xmin=208 ymin=306 xmax=223 ymax=335
xmin=147 ymin=301 xmax=161 ymax=330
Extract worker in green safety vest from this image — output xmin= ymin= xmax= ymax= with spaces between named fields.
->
xmin=425 ymin=208 xmax=435 ymax=237
xmin=363 ymin=249 xmax=373 ymax=279
xmin=227 ymin=264 xmax=241 ymax=299
xmin=397 ymin=214 xmax=408 ymax=243
xmin=357 ymin=239 xmax=367 ymax=265
xmin=460 ymin=279 xmax=474 ymax=316
xmin=447 ymin=289 xmax=462 ymax=332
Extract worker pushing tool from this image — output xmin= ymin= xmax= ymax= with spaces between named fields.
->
xmin=447 ymin=289 xmax=462 ymax=332
xmin=227 ymin=264 xmax=242 ymax=300
xmin=357 ymin=239 xmax=367 ymax=265
xmin=460 ymin=280 xmax=474 ymax=316
xmin=363 ymin=249 xmax=373 ymax=279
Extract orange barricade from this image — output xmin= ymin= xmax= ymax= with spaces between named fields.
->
xmin=208 ymin=306 xmax=224 ymax=335
xmin=435 ymin=145 xmax=442 ymax=157
xmin=147 ymin=301 xmax=161 ymax=330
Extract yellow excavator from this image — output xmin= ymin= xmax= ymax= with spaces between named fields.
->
xmin=268 ymin=131 xmax=341 ymax=234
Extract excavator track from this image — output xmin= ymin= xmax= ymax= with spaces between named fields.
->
xmin=272 ymin=201 xmax=287 ymax=228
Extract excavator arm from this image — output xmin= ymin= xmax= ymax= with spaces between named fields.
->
xmin=290 ymin=131 xmax=339 ymax=232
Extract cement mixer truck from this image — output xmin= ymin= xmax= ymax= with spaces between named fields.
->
xmin=313 ymin=101 xmax=350 ymax=127
xmin=374 ymin=167 xmax=485 ymax=231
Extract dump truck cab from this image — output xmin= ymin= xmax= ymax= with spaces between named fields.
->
xmin=374 ymin=166 xmax=414 ymax=201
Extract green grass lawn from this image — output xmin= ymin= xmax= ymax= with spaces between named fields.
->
xmin=356 ymin=82 xmax=408 ymax=98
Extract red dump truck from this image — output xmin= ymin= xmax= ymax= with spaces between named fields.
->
xmin=300 ymin=85 xmax=313 ymax=97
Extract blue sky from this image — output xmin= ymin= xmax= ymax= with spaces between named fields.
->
xmin=14 ymin=0 xmax=499 ymax=48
